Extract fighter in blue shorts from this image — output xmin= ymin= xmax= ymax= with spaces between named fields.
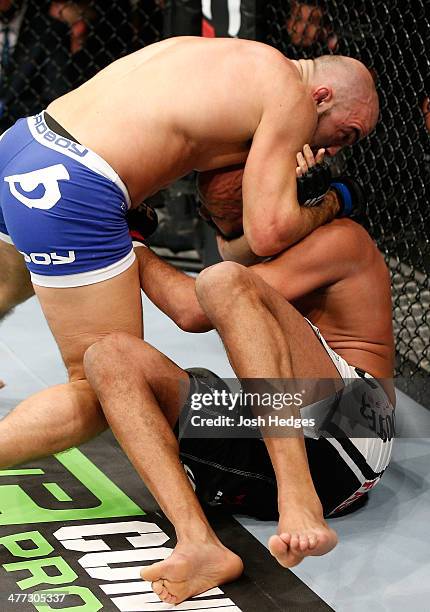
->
xmin=0 ymin=38 xmax=378 ymax=480
xmin=0 ymin=112 xmax=135 ymax=286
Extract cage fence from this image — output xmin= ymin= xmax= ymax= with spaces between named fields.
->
xmin=0 ymin=0 xmax=163 ymax=132
xmin=263 ymin=0 xmax=430 ymax=402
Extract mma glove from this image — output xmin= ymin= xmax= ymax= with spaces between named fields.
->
xmin=127 ymin=202 xmax=158 ymax=245
xmin=330 ymin=176 xmax=365 ymax=218
xmin=296 ymin=161 xmax=332 ymax=207
xmin=296 ymin=161 xmax=365 ymax=218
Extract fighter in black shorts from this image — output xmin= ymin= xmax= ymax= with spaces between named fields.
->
xmin=80 ymin=150 xmax=395 ymax=605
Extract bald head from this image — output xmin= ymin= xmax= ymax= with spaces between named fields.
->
xmin=305 ymin=55 xmax=379 ymax=155
xmin=314 ymin=55 xmax=379 ymax=134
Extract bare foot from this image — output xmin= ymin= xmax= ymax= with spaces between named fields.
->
xmin=141 ymin=539 xmax=243 ymax=605
xmin=269 ymin=506 xmax=338 ymax=568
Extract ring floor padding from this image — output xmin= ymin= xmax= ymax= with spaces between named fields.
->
xmin=1 ymin=294 xmax=430 ymax=611
xmin=0 ymin=432 xmax=332 ymax=611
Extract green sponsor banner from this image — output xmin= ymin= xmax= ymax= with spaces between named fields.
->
xmin=0 ymin=448 xmax=144 ymax=525
xmin=33 ymin=587 xmax=103 ymax=612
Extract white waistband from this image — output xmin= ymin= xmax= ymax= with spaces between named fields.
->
xmin=0 ymin=231 xmax=14 ymax=245
xmin=30 ymin=249 xmax=136 ymax=288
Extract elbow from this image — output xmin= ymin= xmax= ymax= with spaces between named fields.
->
xmin=246 ymin=225 xmax=284 ymax=257
xmin=246 ymin=208 xmax=301 ymax=256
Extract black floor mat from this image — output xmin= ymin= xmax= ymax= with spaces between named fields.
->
xmin=0 ymin=432 xmax=333 ymax=611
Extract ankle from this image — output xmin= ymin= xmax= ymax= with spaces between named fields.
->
xmin=278 ymin=493 xmax=324 ymax=518
xmin=176 ymin=520 xmax=219 ymax=546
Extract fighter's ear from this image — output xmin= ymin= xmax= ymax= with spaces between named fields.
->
xmin=312 ymin=86 xmax=333 ymax=111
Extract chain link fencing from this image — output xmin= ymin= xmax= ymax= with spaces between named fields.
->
xmin=0 ymin=0 xmax=163 ymax=132
xmin=263 ymin=0 xmax=430 ymax=403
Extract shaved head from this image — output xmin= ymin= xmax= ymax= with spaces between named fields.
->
xmin=314 ymin=55 xmax=379 ymax=133
xmin=304 ymin=54 xmax=380 ymax=154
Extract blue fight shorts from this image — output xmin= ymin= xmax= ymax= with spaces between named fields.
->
xmin=0 ymin=112 xmax=134 ymax=288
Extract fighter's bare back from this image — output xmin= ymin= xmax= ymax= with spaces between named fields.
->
xmin=47 ymin=37 xmax=313 ymax=207
xmin=251 ymin=218 xmax=395 ymax=384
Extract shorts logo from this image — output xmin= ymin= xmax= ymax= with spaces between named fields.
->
xmin=4 ymin=164 xmax=70 ymax=210
xmin=19 ymin=250 xmax=76 ymax=266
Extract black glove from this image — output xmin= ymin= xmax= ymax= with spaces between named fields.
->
xmin=296 ymin=161 xmax=332 ymax=207
xmin=330 ymin=177 xmax=365 ymax=218
xmin=127 ymin=202 xmax=158 ymax=245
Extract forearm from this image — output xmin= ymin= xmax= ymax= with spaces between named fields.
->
xmin=273 ymin=190 xmax=340 ymax=253
xmin=135 ymin=246 xmax=212 ymax=332
xmin=217 ymin=234 xmax=266 ymax=266
xmin=296 ymin=190 xmax=340 ymax=237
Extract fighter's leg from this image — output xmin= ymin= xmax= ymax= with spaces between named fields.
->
xmin=195 ymin=261 xmax=339 ymax=568
xmin=0 ymin=262 xmax=142 ymax=468
xmin=84 ymin=335 xmax=243 ymax=605
xmin=0 ymin=240 xmax=34 ymax=388
xmin=0 ymin=241 xmax=34 ymax=320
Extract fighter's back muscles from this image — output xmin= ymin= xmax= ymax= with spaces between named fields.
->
xmin=250 ymin=219 xmax=394 ymax=378
xmin=48 ymin=38 xmax=324 ymax=219
xmin=48 ymin=38 xmax=266 ymax=202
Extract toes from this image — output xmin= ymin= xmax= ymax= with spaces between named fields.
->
xmin=158 ymin=586 xmax=171 ymax=602
xmin=290 ymin=533 xmax=300 ymax=551
xmin=164 ymin=593 xmax=178 ymax=605
xmin=151 ymin=580 xmax=164 ymax=596
xmin=151 ymin=581 xmax=170 ymax=602
xmin=299 ymin=533 xmax=309 ymax=552
xmin=279 ymin=532 xmax=291 ymax=546
xmin=308 ymin=533 xmax=318 ymax=549
xmin=164 ymin=580 xmax=185 ymax=604
xmin=152 ymin=579 xmax=181 ymax=605
xmin=268 ymin=535 xmax=288 ymax=558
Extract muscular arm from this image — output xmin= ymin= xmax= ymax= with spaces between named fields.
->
xmin=242 ymin=69 xmax=338 ymax=256
xmin=219 ymin=191 xmax=340 ymax=264
xmin=216 ymin=233 xmax=263 ymax=266
xmin=135 ymin=246 xmax=212 ymax=333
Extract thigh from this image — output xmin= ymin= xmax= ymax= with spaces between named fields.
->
xmin=305 ymin=437 xmax=363 ymax=516
xmin=248 ymin=270 xmax=341 ymax=380
xmin=34 ymin=260 xmax=143 ymax=380
xmin=0 ymin=240 xmax=34 ymax=308
xmin=177 ymin=369 xmax=279 ymax=518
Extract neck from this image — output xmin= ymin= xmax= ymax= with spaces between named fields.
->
xmin=291 ymin=59 xmax=316 ymax=90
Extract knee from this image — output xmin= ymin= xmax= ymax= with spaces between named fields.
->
xmin=195 ymin=261 xmax=255 ymax=311
xmin=83 ymin=332 xmax=153 ymax=390
xmin=84 ymin=332 xmax=138 ymax=384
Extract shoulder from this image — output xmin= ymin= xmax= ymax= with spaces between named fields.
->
xmin=247 ymin=48 xmax=313 ymax=120
xmin=233 ymin=41 xmax=299 ymax=84
xmin=307 ymin=219 xmax=385 ymax=267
